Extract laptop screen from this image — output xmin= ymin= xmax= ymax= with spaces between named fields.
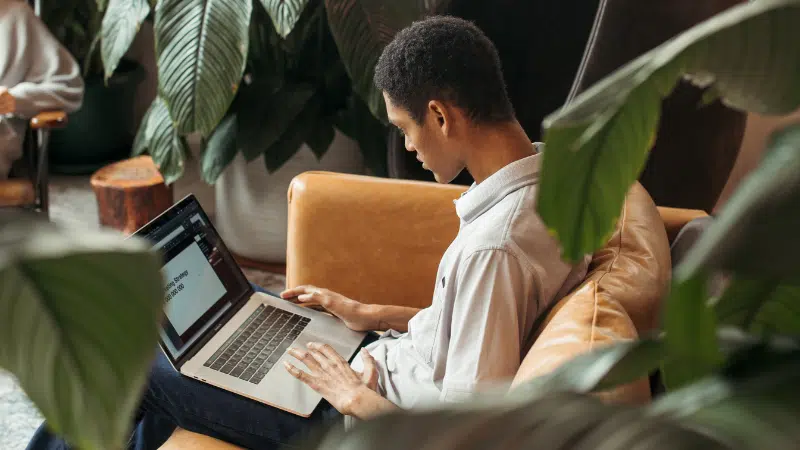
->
xmin=135 ymin=195 xmax=252 ymax=364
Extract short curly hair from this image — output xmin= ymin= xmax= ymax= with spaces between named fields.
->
xmin=374 ymin=16 xmax=515 ymax=125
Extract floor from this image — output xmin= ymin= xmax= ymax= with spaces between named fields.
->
xmin=0 ymin=175 xmax=287 ymax=450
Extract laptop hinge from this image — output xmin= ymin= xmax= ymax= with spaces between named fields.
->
xmin=174 ymin=285 xmax=255 ymax=370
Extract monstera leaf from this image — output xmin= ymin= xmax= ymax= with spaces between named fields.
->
xmin=0 ymin=213 xmax=164 ymax=450
xmin=134 ymin=97 xmax=187 ymax=184
xmin=259 ymin=0 xmax=311 ymax=38
xmin=537 ymin=0 xmax=800 ymax=262
xmin=324 ymin=0 xmax=432 ymax=121
xmin=154 ymin=0 xmax=253 ymax=136
xmin=100 ymin=0 xmax=150 ymax=79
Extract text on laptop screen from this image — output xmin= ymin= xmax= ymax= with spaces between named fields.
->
xmin=138 ymin=198 xmax=250 ymax=361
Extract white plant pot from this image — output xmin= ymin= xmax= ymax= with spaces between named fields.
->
xmin=214 ymin=129 xmax=366 ymax=263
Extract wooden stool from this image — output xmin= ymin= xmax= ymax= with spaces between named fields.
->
xmin=90 ymin=156 xmax=173 ymax=234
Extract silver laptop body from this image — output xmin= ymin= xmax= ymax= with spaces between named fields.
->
xmin=134 ymin=194 xmax=366 ymax=417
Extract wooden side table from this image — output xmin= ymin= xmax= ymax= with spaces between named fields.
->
xmin=90 ymin=156 xmax=173 ymax=234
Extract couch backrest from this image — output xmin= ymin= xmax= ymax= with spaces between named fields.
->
xmin=511 ymin=182 xmax=672 ymax=402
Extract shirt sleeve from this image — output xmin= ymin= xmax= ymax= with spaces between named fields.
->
xmin=438 ymin=248 xmax=538 ymax=402
xmin=5 ymin=2 xmax=84 ymax=118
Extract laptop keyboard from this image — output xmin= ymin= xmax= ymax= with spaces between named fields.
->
xmin=203 ymin=304 xmax=310 ymax=384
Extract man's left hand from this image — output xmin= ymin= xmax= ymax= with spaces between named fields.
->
xmin=0 ymin=87 xmax=16 ymax=115
xmin=285 ymin=343 xmax=380 ymax=416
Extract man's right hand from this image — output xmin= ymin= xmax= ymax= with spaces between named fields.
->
xmin=280 ymin=285 xmax=375 ymax=332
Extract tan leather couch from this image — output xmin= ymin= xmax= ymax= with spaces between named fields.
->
xmin=160 ymin=171 xmax=705 ymax=449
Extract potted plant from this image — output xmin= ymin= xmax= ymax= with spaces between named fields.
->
xmin=39 ymin=0 xmax=145 ymax=174
xmin=100 ymin=0 xmax=443 ymax=262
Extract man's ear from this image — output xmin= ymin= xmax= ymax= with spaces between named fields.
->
xmin=428 ymin=100 xmax=450 ymax=136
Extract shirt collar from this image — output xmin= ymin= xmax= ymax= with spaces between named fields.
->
xmin=454 ymin=143 xmax=543 ymax=224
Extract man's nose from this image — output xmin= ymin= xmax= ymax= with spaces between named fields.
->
xmin=404 ymin=134 xmax=415 ymax=152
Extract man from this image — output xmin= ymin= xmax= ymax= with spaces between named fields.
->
xmin=0 ymin=0 xmax=84 ymax=178
xmin=27 ymin=15 xmax=588 ymax=450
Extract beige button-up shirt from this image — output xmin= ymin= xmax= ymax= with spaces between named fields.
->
xmin=349 ymin=146 xmax=589 ymax=418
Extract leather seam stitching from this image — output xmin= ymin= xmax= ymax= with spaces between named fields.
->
xmin=589 ymin=197 xmax=627 ymax=348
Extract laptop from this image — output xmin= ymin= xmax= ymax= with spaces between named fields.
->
xmin=133 ymin=194 xmax=367 ymax=417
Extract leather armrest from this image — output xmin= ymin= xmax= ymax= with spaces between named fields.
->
xmin=286 ymin=171 xmax=467 ymax=309
xmin=30 ymin=110 xmax=68 ymax=130
xmin=657 ymin=206 xmax=708 ymax=242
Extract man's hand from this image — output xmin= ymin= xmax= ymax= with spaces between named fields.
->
xmin=0 ymin=87 xmax=16 ymax=115
xmin=281 ymin=286 xmax=375 ymax=332
xmin=285 ymin=343 xmax=395 ymax=419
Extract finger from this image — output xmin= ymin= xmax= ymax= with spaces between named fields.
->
xmin=297 ymin=291 xmax=330 ymax=309
xmin=283 ymin=362 xmax=318 ymax=390
xmin=360 ymin=348 xmax=379 ymax=388
xmin=280 ymin=285 xmax=317 ymax=299
xmin=309 ymin=342 xmax=345 ymax=364
xmin=305 ymin=346 xmax=333 ymax=369
xmin=287 ymin=348 xmax=322 ymax=373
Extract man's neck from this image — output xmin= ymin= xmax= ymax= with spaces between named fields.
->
xmin=463 ymin=121 xmax=536 ymax=184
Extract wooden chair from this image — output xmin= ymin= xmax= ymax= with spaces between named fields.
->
xmin=0 ymin=111 xmax=67 ymax=216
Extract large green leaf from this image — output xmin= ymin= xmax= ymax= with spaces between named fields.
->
xmin=134 ymin=97 xmax=187 ymax=184
xmin=661 ymin=273 xmax=723 ymax=390
xmin=154 ymin=0 xmax=253 ymax=135
xmin=0 ymin=213 xmax=164 ymax=450
xmin=305 ymin=117 xmax=336 ymax=159
xmin=676 ymin=125 xmax=800 ymax=282
xmin=714 ymin=277 xmax=800 ymax=336
xmin=305 ymin=391 xmax=729 ymax=450
xmin=100 ymin=0 xmax=150 ymax=79
xmin=259 ymin=0 xmax=311 ymax=38
xmin=201 ymin=112 xmax=238 ymax=184
xmin=263 ymin=90 xmax=324 ymax=172
xmin=236 ymin=81 xmax=316 ymax=161
xmin=538 ymin=0 xmax=800 ymax=262
xmin=650 ymin=343 xmax=800 ymax=450
xmin=301 ymin=338 xmax=800 ymax=450
xmin=324 ymin=0 xmax=429 ymax=121
xmin=334 ymin=94 xmax=388 ymax=176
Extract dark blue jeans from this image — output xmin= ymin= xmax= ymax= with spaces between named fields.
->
xmin=27 ymin=285 xmax=377 ymax=450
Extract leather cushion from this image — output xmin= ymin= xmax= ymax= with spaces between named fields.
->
xmin=512 ymin=281 xmax=651 ymax=405
xmin=585 ymin=182 xmax=671 ymax=334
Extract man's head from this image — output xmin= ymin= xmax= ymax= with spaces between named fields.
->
xmin=374 ymin=16 xmax=515 ymax=183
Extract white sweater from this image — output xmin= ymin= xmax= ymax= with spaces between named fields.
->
xmin=0 ymin=0 xmax=83 ymax=177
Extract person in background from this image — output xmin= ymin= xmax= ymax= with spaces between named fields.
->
xmin=0 ymin=0 xmax=83 ymax=178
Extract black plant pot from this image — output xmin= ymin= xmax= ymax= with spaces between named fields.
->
xmin=49 ymin=59 xmax=145 ymax=175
